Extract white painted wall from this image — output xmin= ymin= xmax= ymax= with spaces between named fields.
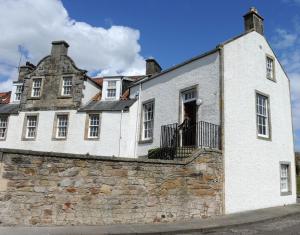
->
xmin=223 ymin=31 xmax=296 ymax=213
xmin=130 ymin=52 xmax=220 ymax=156
xmin=0 ymin=104 xmax=138 ymax=158
xmin=82 ymin=79 xmax=100 ymax=105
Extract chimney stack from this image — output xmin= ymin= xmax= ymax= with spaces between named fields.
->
xmin=18 ymin=61 xmax=35 ymax=81
xmin=145 ymin=58 xmax=162 ymax=75
xmin=243 ymin=7 xmax=264 ymax=35
xmin=51 ymin=40 xmax=69 ymax=58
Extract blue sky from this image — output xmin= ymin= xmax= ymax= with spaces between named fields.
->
xmin=61 ymin=0 xmax=300 ymax=69
xmin=0 ymin=0 xmax=299 ymax=150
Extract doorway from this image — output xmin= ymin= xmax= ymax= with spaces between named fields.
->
xmin=180 ymin=89 xmax=197 ymax=147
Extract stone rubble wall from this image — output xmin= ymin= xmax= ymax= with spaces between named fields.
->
xmin=0 ymin=148 xmax=223 ymax=226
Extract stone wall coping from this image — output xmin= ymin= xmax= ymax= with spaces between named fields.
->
xmin=0 ymin=148 xmax=222 ymax=165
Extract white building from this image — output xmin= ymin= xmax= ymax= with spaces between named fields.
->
xmin=0 ymin=8 xmax=296 ymax=213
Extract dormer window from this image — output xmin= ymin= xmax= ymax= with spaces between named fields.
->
xmin=107 ymin=80 xmax=117 ymax=99
xmin=15 ymin=85 xmax=23 ymax=101
xmin=31 ymin=78 xmax=42 ymax=97
xmin=62 ymin=77 xmax=72 ymax=96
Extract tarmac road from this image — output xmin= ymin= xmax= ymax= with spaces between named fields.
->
xmin=178 ymin=213 xmax=300 ymax=235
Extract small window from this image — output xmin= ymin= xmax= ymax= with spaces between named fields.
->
xmin=25 ymin=115 xmax=38 ymax=139
xmin=56 ymin=115 xmax=68 ymax=138
xmin=88 ymin=114 xmax=100 ymax=138
xmin=15 ymin=85 xmax=23 ymax=101
xmin=280 ymin=163 xmax=291 ymax=195
xmin=107 ymin=81 xmax=117 ymax=98
xmin=142 ymin=101 xmax=154 ymax=140
xmin=31 ymin=78 xmax=42 ymax=97
xmin=256 ymin=93 xmax=270 ymax=138
xmin=266 ymin=56 xmax=275 ymax=80
xmin=62 ymin=77 xmax=72 ymax=96
xmin=0 ymin=116 xmax=8 ymax=140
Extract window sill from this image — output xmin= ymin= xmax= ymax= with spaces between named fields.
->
xmin=52 ymin=137 xmax=67 ymax=141
xmin=57 ymin=95 xmax=72 ymax=99
xmin=257 ymin=135 xmax=272 ymax=141
xmin=85 ymin=137 xmax=100 ymax=141
xmin=138 ymin=139 xmax=153 ymax=144
xmin=281 ymin=191 xmax=292 ymax=196
xmin=266 ymin=77 xmax=276 ymax=83
xmin=27 ymin=97 xmax=41 ymax=100
xmin=21 ymin=138 xmax=36 ymax=141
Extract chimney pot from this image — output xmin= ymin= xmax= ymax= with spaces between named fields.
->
xmin=243 ymin=7 xmax=264 ymax=35
xmin=18 ymin=61 xmax=35 ymax=81
xmin=145 ymin=58 xmax=162 ymax=75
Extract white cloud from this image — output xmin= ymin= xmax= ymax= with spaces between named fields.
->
xmin=0 ymin=0 xmax=145 ymax=92
xmin=272 ymin=29 xmax=297 ymax=49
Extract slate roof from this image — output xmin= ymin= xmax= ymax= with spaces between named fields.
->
xmin=90 ymin=77 xmax=103 ymax=87
xmin=79 ymin=99 xmax=137 ymax=112
xmin=0 ymin=104 xmax=20 ymax=114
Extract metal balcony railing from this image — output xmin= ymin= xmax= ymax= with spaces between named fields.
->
xmin=148 ymin=120 xmax=221 ymax=160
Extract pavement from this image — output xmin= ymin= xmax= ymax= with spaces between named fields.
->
xmin=0 ymin=204 xmax=300 ymax=235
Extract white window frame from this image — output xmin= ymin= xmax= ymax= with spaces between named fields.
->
xmin=56 ymin=114 xmax=68 ymax=139
xmin=15 ymin=85 xmax=23 ymax=101
xmin=266 ymin=55 xmax=275 ymax=81
xmin=182 ymin=89 xmax=196 ymax=103
xmin=88 ymin=114 xmax=100 ymax=139
xmin=256 ymin=92 xmax=270 ymax=139
xmin=31 ymin=78 xmax=42 ymax=97
xmin=25 ymin=115 xmax=38 ymax=139
xmin=280 ymin=163 xmax=291 ymax=195
xmin=142 ymin=100 xmax=154 ymax=141
xmin=62 ymin=76 xmax=72 ymax=96
xmin=0 ymin=116 xmax=8 ymax=140
xmin=106 ymin=80 xmax=117 ymax=99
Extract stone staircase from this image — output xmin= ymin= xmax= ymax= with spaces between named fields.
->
xmin=175 ymin=147 xmax=197 ymax=158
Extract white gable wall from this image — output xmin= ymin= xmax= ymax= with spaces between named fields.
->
xmin=81 ymin=79 xmax=101 ymax=105
xmin=223 ymin=31 xmax=296 ymax=213
xmin=130 ymin=52 xmax=220 ymax=156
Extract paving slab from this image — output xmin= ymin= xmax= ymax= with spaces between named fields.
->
xmin=0 ymin=204 xmax=300 ymax=235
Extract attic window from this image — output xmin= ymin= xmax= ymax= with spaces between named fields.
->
xmin=266 ymin=56 xmax=275 ymax=81
xmin=107 ymin=81 xmax=117 ymax=99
